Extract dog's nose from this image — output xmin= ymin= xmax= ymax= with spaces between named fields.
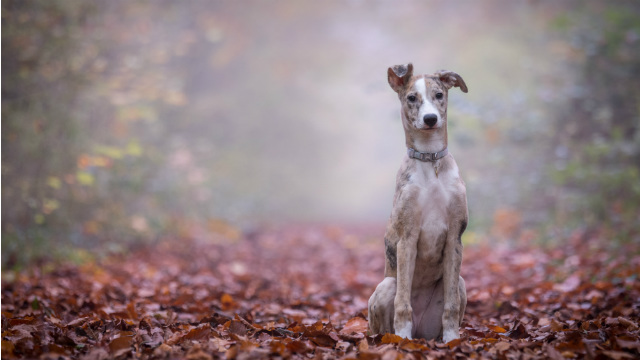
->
xmin=423 ymin=114 xmax=438 ymax=127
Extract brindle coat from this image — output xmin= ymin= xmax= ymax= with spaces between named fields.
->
xmin=368 ymin=63 xmax=469 ymax=342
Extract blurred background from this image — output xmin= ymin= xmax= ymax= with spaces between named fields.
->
xmin=3 ymin=0 xmax=639 ymax=268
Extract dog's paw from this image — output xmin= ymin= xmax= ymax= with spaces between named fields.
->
xmin=395 ymin=321 xmax=412 ymax=339
xmin=442 ymin=329 xmax=459 ymax=343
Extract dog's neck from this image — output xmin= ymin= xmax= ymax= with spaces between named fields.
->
xmin=405 ymin=126 xmax=448 ymax=154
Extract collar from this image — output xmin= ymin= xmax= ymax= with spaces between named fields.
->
xmin=407 ymin=147 xmax=448 ymax=162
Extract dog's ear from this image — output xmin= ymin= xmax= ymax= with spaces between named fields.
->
xmin=437 ymin=70 xmax=468 ymax=93
xmin=388 ymin=63 xmax=413 ymax=93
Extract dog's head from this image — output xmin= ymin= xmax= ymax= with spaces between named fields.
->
xmin=388 ymin=63 xmax=467 ymax=132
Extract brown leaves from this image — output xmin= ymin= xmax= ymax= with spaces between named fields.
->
xmin=340 ymin=317 xmax=369 ymax=335
xmin=183 ymin=325 xmax=213 ymax=341
xmin=380 ymin=333 xmax=404 ymax=344
xmin=486 ymin=324 xmax=507 ymax=333
xmin=505 ymin=321 xmax=529 ymax=339
xmin=108 ymin=333 xmax=134 ymax=357
xmin=2 ymin=225 xmax=639 ymax=359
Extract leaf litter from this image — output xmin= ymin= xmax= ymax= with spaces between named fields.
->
xmin=2 ymin=225 xmax=639 ymax=359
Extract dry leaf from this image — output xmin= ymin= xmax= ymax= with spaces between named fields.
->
xmin=340 ymin=317 xmax=368 ymax=334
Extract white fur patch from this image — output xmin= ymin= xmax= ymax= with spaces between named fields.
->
xmin=442 ymin=329 xmax=459 ymax=343
xmin=395 ymin=321 xmax=413 ymax=339
xmin=414 ymin=78 xmax=440 ymax=127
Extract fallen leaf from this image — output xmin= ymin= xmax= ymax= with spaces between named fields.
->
xmin=446 ymin=338 xmax=462 ymax=349
xmin=487 ymin=324 xmax=507 ymax=333
xmin=184 ymin=325 xmax=212 ymax=341
xmin=358 ymin=339 xmax=369 ymax=352
xmin=599 ymin=350 xmax=635 ymax=359
xmin=618 ymin=317 xmax=638 ymax=330
xmin=494 ymin=341 xmax=511 ymax=352
xmin=340 ymin=317 xmax=368 ymax=334
xmin=380 ymin=333 xmax=403 ymax=344
xmin=109 ymin=335 xmax=133 ymax=357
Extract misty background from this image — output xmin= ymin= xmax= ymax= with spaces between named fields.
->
xmin=3 ymin=1 xmax=639 ymax=267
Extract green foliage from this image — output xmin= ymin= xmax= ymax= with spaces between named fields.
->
xmin=553 ymin=137 xmax=640 ymax=235
xmin=1 ymin=1 xmax=176 ymax=267
xmin=2 ymin=1 xmax=92 ymax=265
xmin=3 ymin=1 xmax=333 ymax=268
xmin=548 ymin=2 xmax=640 ymax=240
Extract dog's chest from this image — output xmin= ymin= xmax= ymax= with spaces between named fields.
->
xmin=412 ymin=165 xmax=455 ymax=268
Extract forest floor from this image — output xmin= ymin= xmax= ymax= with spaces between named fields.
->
xmin=2 ymin=224 xmax=639 ymax=359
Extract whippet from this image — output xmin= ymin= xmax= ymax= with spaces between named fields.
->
xmin=368 ymin=63 xmax=468 ymax=342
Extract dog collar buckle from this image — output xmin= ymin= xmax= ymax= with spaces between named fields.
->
xmin=407 ymin=147 xmax=448 ymax=162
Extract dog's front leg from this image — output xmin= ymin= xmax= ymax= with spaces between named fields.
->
xmin=385 ymin=185 xmax=421 ymax=339
xmin=393 ymin=232 xmax=418 ymax=339
xmin=441 ymin=220 xmax=465 ymax=343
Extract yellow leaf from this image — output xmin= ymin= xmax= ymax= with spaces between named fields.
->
xmin=43 ymin=199 xmax=59 ymax=214
xmin=126 ymin=141 xmax=143 ymax=156
xmin=34 ymin=213 xmax=45 ymax=225
xmin=461 ymin=231 xmax=477 ymax=246
xmin=76 ymin=171 xmax=95 ymax=186
xmin=46 ymin=176 xmax=61 ymax=189
xmin=95 ymin=145 xmax=123 ymax=159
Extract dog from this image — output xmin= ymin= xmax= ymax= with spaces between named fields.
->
xmin=368 ymin=63 xmax=468 ymax=342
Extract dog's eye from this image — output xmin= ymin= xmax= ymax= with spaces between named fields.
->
xmin=435 ymin=92 xmax=444 ymax=100
xmin=407 ymin=94 xmax=417 ymax=102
